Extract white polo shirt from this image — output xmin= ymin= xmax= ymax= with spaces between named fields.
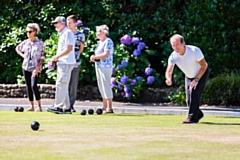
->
xmin=57 ymin=27 xmax=76 ymax=64
xmin=168 ymin=45 xmax=204 ymax=78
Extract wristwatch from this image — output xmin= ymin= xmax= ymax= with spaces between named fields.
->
xmin=194 ymin=78 xmax=199 ymax=82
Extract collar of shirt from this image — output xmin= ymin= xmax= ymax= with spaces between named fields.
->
xmin=59 ymin=27 xmax=68 ymax=36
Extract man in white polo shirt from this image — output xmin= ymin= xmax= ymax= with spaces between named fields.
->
xmin=165 ymin=34 xmax=209 ymax=124
xmin=47 ymin=16 xmax=76 ymax=114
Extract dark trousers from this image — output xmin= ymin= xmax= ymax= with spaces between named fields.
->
xmin=185 ymin=68 xmax=209 ymax=121
xmin=22 ymin=69 xmax=41 ymax=101
xmin=69 ymin=67 xmax=80 ymax=107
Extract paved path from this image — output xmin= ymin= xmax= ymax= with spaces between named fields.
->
xmin=0 ymin=98 xmax=240 ymax=117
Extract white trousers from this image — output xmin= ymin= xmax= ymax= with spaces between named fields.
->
xmin=54 ymin=63 xmax=74 ymax=109
xmin=95 ymin=67 xmax=113 ymax=99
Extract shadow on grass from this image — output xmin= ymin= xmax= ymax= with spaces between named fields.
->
xmin=201 ymin=122 xmax=240 ymax=125
xmin=222 ymin=116 xmax=240 ymax=119
xmin=110 ymin=114 xmax=145 ymax=117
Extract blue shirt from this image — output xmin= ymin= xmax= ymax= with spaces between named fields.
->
xmin=94 ymin=38 xmax=114 ymax=68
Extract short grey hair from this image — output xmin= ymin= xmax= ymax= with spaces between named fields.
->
xmin=96 ymin=25 xmax=109 ymax=36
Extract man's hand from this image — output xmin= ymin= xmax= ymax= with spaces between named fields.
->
xmin=190 ymin=80 xmax=198 ymax=90
xmin=165 ymin=79 xmax=172 ymax=86
xmin=52 ymin=55 xmax=59 ymax=62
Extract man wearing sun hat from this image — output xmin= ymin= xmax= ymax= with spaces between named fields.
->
xmin=47 ymin=16 xmax=76 ymax=114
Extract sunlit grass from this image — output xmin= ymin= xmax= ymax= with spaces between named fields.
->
xmin=0 ymin=111 xmax=240 ymax=160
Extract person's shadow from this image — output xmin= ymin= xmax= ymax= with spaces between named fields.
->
xmin=201 ymin=117 xmax=240 ymax=125
xmin=201 ymin=122 xmax=240 ymax=125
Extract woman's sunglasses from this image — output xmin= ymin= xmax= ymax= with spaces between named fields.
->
xmin=26 ymin=31 xmax=34 ymax=34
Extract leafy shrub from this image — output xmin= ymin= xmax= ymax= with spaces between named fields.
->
xmin=202 ymin=72 xmax=240 ymax=107
xmin=167 ymin=83 xmax=186 ymax=105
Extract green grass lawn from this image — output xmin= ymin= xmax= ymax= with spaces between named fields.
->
xmin=0 ymin=111 xmax=240 ymax=160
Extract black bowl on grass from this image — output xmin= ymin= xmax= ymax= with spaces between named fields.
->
xmin=96 ymin=108 xmax=103 ymax=115
xmin=88 ymin=109 xmax=94 ymax=115
xmin=31 ymin=121 xmax=40 ymax=131
xmin=80 ymin=109 xmax=86 ymax=115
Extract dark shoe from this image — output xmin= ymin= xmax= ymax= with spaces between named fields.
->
xmin=197 ymin=114 xmax=204 ymax=122
xmin=46 ymin=107 xmax=63 ymax=114
xmin=182 ymin=119 xmax=198 ymax=124
xmin=62 ymin=108 xmax=72 ymax=114
xmin=70 ymin=106 xmax=76 ymax=112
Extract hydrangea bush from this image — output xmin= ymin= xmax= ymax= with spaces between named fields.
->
xmin=112 ymin=34 xmax=159 ymax=100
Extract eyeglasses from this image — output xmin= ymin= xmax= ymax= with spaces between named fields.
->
xmin=26 ymin=31 xmax=33 ymax=34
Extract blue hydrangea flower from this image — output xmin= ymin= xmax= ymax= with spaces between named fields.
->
xmin=131 ymin=79 xmax=137 ymax=86
xmin=135 ymin=76 xmax=143 ymax=81
xmin=118 ymin=83 xmax=124 ymax=90
xmin=111 ymin=77 xmax=116 ymax=84
xmin=132 ymin=37 xmax=140 ymax=45
xmin=121 ymin=60 xmax=128 ymax=68
xmin=125 ymin=92 xmax=131 ymax=99
xmin=137 ymin=42 xmax=146 ymax=50
xmin=133 ymin=49 xmax=141 ymax=56
xmin=117 ymin=64 xmax=122 ymax=70
xmin=145 ymin=67 xmax=153 ymax=75
xmin=124 ymin=85 xmax=130 ymax=93
xmin=120 ymin=35 xmax=132 ymax=45
xmin=76 ymin=20 xmax=82 ymax=27
xmin=120 ymin=76 xmax=129 ymax=84
xmin=147 ymin=76 xmax=155 ymax=84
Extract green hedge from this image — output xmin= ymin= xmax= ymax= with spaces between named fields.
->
xmin=0 ymin=0 xmax=240 ymax=102
xmin=203 ymin=72 xmax=240 ymax=107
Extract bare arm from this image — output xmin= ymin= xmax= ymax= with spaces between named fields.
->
xmin=165 ymin=64 xmax=174 ymax=86
xmin=190 ymin=58 xmax=208 ymax=89
xmin=80 ymin=43 xmax=84 ymax=53
xmin=15 ymin=46 xmax=26 ymax=59
xmin=90 ymin=50 xmax=110 ymax=62
xmin=52 ymin=45 xmax=73 ymax=62
xmin=195 ymin=58 xmax=208 ymax=80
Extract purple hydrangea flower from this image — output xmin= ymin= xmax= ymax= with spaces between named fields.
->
xmin=135 ymin=76 xmax=143 ymax=81
xmin=121 ymin=91 xmax=125 ymax=96
xmin=111 ymin=84 xmax=116 ymax=89
xmin=133 ymin=49 xmax=141 ymax=56
xmin=147 ymin=76 xmax=155 ymax=84
xmin=145 ymin=67 xmax=153 ymax=76
xmin=132 ymin=37 xmax=140 ymax=45
xmin=76 ymin=20 xmax=82 ymax=27
xmin=111 ymin=77 xmax=116 ymax=84
xmin=131 ymin=79 xmax=137 ymax=86
xmin=112 ymin=68 xmax=116 ymax=74
xmin=125 ymin=92 xmax=131 ymax=99
xmin=117 ymin=64 xmax=122 ymax=70
xmin=120 ymin=76 xmax=129 ymax=84
xmin=137 ymin=42 xmax=146 ymax=50
xmin=118 ymin=83 xmax=124 ymax=90
xmin=121 ymin=60 xmax=128 ymax=68
xmin=48 ymin=65 xmax=55 ymax=70
xmin=120 ymin=35 xmax=132 ymax=45
xmin=124 ymin=85 xmax=131 ymax=93
xmin=83 ymin=27 xmax=89 ymax=33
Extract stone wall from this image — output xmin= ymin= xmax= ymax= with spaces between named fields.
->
xmin=0 ymin=84 xmax=171 ymax=103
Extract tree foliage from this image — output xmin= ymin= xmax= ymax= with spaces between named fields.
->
xmin=0 ymin=0 xmax=239 ymax=102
